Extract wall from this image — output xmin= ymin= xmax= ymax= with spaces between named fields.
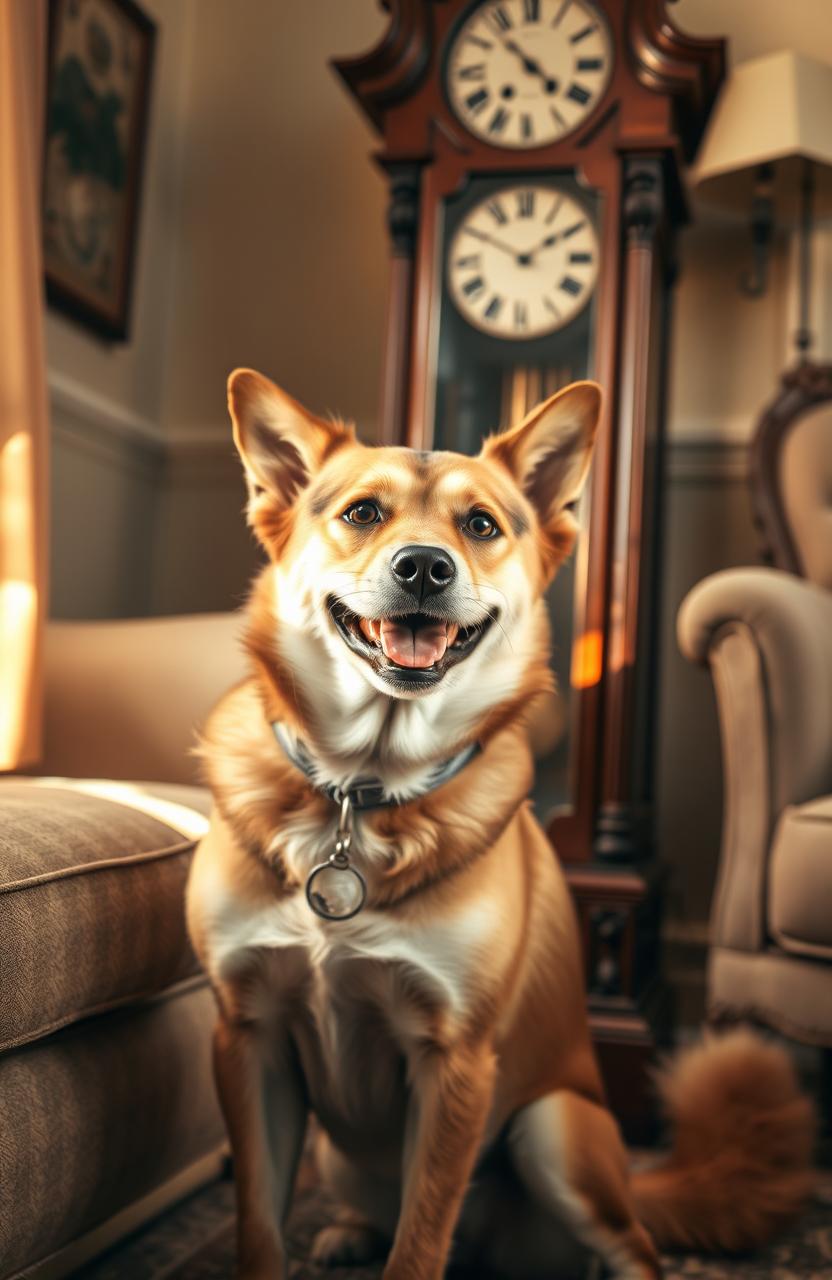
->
xmin=670 ymin=0 xmax=832 ymax=445
xmin=47 ymin=0 xmax=196 ymax=617
xmin=150 ymin=0 xmax=390 ymax=613
xmin=48 ymin=0 xmax=388 ymax=619
xmin=161 ymin=0 xmax=388 ymax=438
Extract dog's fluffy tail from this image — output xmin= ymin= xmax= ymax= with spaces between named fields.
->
xmin=631 ymin=1029 xmax=815 ymax=1253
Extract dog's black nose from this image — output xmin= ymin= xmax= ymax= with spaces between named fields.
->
xmin=390 ymin=545 xmax=456 ymax=601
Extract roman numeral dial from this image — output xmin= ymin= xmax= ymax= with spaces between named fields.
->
xmin=448 ymin=185 xmax=599 ymax=340
xmin=446 ymin=0 xmax=612 ymax=149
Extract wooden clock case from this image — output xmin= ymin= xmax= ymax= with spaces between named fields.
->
xmin=334 ymin=0 xmax=724 ymax=1140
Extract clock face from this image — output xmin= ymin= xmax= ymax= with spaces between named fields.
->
xmin=446 ymin=0 xmax=613 ymax=149
xmin=447 ymin=184 xmax=599 ymax=340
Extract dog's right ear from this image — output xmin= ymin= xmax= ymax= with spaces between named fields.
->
xmin=228 ymin=369 xmax=352 ymax=515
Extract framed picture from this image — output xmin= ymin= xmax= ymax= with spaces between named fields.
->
xmin=43 ymin=0 xmax=156 ymax=342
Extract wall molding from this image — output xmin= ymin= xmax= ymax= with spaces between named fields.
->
xmin=666 ymin=439 xmax=749 ymax=483
xmin=47 ymin=371 xmax=241 ymax=485
xmin=48 ymin=369 xmax=165 ymax=449
xmin=49 ymin=370 xmax=751 ymax=485
xmin=167 ymin=425 xmax=231 ymax=450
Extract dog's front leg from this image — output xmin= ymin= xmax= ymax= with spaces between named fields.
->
xmin=384 ymin=1039 xmax=496 ymax=1280
xmin=214 ymin=1016 xmax=307 ymax=1280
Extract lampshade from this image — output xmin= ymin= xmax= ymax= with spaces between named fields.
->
xmin=691 ymin=50 xmax=832 ymax=221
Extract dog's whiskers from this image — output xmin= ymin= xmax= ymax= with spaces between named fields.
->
xmin=471 ymin=580 xmax=510 ymax=611
xmin=456 ymin=595 xmax=514 ymax=653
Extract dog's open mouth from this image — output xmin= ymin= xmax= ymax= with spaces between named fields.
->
xmin=328 ymin=599 xmax=496 ymax=685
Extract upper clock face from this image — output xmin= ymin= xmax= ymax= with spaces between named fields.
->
xmin=447 ymin=184 xmax=599 ymax=340
xmin=446 ymin=0 xmax=613 ymax=149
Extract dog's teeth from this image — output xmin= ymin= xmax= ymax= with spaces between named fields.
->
xmin=447 ymin=623 xmax=459 ymax=647
xmin=359 ymin=617 xmax=378 ymax=645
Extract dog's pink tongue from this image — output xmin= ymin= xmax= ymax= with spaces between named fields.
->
xmin=380 ymin=619 xmax=448 ymax=669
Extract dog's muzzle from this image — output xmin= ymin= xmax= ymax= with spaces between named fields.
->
xmin=328 ymin=597 xmax=497 ymax=689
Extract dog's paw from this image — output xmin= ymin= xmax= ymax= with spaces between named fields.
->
xmin=311 ymin=1221 xmax=387 ymax=1267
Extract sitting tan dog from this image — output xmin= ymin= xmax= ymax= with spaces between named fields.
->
xmin=187 ymin=370 xmax=812 ymax=1280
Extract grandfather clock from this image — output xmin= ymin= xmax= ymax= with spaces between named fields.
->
xmin=334 ymin=0 xmax=723 ymax=1139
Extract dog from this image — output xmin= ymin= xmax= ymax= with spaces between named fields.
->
xmin=187 ymin=369 xmax=813 ymax=1280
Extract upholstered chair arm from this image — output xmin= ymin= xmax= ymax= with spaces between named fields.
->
xmin=677 ymin=567 xmax=832 ymax=952
xmin=37 ymin=613 xmax=247 ymax=785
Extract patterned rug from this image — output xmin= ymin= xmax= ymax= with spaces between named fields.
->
xmin=78 ymin=1159 xmax=832 ymax=1280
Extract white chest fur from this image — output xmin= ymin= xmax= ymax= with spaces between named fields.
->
xmin=204 ymin=881 xmax=499 ymax=1130
xmin=209 ymin=886 xmax=498 ymax=1029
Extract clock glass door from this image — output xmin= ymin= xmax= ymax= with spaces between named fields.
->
xmin=431 ymin=173 xmax=602 ymax=821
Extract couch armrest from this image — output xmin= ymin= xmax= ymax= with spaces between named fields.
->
xmin=677 ymin=568 xmax=832 ymax=951
xmin=37 ymin=613 xmax=247 ymax=786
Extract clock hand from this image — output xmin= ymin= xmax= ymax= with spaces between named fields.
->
xmin=503 ymin=38 xmax=542 ymax=77
xmin=463 ymin=225 xmax=526 ymax=261
xmin=527 ymin=231 xmax=561 ymax=257
xmin=503 ymin=39 xmax=559 ymax=93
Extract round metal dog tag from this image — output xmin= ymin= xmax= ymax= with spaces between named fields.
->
xmin=305 ymin=858 xmax=367 ymax=921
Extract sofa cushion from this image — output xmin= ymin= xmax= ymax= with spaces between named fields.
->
xmin=769 ymin=794 xmax=832 ymax=960
xmin=0 ymin=980 xmax=224 ymax=1280
xmin=0 ymin=779 xmax=211 ymax=1053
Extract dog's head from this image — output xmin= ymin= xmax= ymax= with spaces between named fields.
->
xmin=230 ymin=369 xmax=600 ymax=710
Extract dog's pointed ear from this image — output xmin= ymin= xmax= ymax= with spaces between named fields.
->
xmin=482 ymin=381 xmax=601 ymax=525
xmin=228 ymin=368 xmax=353 ymax=511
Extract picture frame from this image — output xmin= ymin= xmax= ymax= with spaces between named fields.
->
xmin=42 ymin=0 xmax=156 ymax=342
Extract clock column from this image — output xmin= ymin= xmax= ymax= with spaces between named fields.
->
xmin=566 ymin=155 xmax=676 ymax=1141
xmin=597 ymin=156 xmax=668 ymax=865
xmin=377 ymin=161 xmax=422 ymax=446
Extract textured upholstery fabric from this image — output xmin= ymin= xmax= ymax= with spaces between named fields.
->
xmin=0 ymin=980 xmax=224 ymax=1279
xmin=769 ymin=795 xmax=832 ymax=959
xmin=709 ymin=945 xmax=832 ymax=1045
xmin=706 ymin=624 xmax=770 ymax=952
xmin=678 ymin=568 xmax=832 ymax=818
xmin=780 ymin=403 xmax=832 ymax=590
xmin=38 ymin=613 xmax=246 ymax=785
xmin=0 ymin=780 xmax=210 ymax=1052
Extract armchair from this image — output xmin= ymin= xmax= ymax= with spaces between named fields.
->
xmin=677 ymin=367 xmax=832 ymax=1046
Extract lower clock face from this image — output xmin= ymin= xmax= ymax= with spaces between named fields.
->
xmin=447 ymin=183 xmax=599 ymax=340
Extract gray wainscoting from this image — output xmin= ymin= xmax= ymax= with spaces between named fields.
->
xmin=48 ymin=375 xmax=255 ymax=621
xmin=49 ymin=375 xmax=165 ymax=620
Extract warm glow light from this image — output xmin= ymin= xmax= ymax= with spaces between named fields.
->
xmin=571 ymin=628 xmax=603 ymax=689
xmin=27 ymin=778 xmax=210 ymax=839
xmin=0 ymin=579 xmax=38 ymax=769
xmin=1 ymin=430 xmax=39 ymax=770
xmin=1 ymin=1 xmax=50 ymax=771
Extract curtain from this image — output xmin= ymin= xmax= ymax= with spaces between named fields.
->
xmin=0 ymin=0 xmax=49 ymax=770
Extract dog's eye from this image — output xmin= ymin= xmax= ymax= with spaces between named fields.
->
xmin=465 ymin=511 xmax=500 ymax=540
xmin=343 ymin=501 xmax=381 ymax=527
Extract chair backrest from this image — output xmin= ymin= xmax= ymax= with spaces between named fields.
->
xmin=750 ymin=362 xmax=832 ymax=590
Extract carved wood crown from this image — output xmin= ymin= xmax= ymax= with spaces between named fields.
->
xmin=333 ymin=0 xmax=724 ymax=161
